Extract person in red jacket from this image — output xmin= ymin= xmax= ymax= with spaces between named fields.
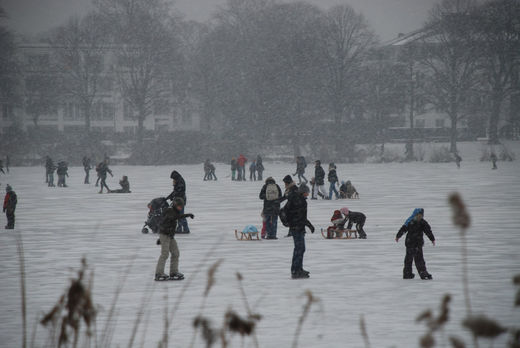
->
xmin=236 ymin=154 xmax=247 ymax=181
xmin=3 ymin=184 xmax=17 ymax=229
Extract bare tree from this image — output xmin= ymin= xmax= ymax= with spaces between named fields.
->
xmin=96 ymin=0 xmax=179 ymax=144
xmin=320 ymin=4 xmax=377 ymax=156
xmin=421 ymin=0 xmax=480 ymax=153
xmin=24 ymin=72 xmax=60 ymax=127
xmin=50 ymin=13 xmax=108 ymax=132
xmin=476 ymin=0 xmax=520 ymax=144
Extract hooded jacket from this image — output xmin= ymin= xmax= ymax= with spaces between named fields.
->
xmin=3 ymin=187 xmax=17 ymax=213
xmin=259 ymin=177 xmax=284 ymax=215
xmin=315 ymin=165 xmax=325 ymax=185
xmin=283 ymin=183 xmax=312 ymax=231
xmin=396 ymin=209 xmax=435 ymax=248
xmin=159 ymin=206 xmax=190 ymax=237
xmin=167 ymin=171 xmax=187 ymax=204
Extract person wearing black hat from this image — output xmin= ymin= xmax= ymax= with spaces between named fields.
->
xmin=282 ymin=175 xmax=315 ymax=279
xmin=167 ymin=170 xmax=190 ymax=233
xmin=3 ymin=184 xmax=17 ymax=229
xmin=314 ymin=160 xmax=327 ymax=199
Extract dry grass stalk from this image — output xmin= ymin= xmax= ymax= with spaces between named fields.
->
xmin=448 ymin=192 xmax=472 ymax=316
xmin=127 ymin=282 xmax=155 ymax=348
xmin=205 ymin=259 xmax=224 ymax=297
xmin=292 ymin=290 xmax=319 ymax=348
xmin=235 ymin=272 xmax=261 ymax=348
xmin=514 ymin=274 xmax=520 ymax=307
xmin=449 ymin=336 xmax=466 ymax=348
xmin=40 ymin=258 xmax=96 ymax=348
xmin=193 ymin=316 xmax=218 ymax=348
xmin=15 ymin=232 xmax=27 ymax=348
xmin=359 ymin=315 xmax=371 ymax=348
xmin=420 ymin=332 xmax=435 ymax=348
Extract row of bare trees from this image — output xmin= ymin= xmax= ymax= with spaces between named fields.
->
xmin=2 ymin=0 xmax=519 ymax=157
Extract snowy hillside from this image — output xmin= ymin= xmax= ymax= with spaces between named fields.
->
xmin=0 ymin=162 xmax=519 ymax=347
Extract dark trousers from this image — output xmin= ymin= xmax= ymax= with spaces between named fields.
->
xmin=177 ymin=206 xmax=190 ymax=233
xmin=404 ymin=246 xmax=427 ymax=276
xmin=265 ymin=214 xmax=278 ymax=238
xmin=84 ymin=168 xmax=90 ymax=184
xmin=47 ymin=173 xmax=54 ymax=186
xmin=291 ymin=229 xmax=306 ymax=274
xmin=250 ymin=170 xmax=256 ymax=181
xmin=355 ymin=222 xmax=367 ymax=238
xmin=95 ymin=175 xmax=101 ymax=186
xmin=257 ymin=170 xmax=263 ymax=181
xmin=5 ymin=210 xmax=15 ymax=229
xmin=297 ymin=173 xmax=307 ymax=184
xmin=99 ymin=176 xmax=110 ymax=192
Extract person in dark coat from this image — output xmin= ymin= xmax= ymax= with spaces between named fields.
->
xmin=282 ymin=175 xmax=314 ymax=279
xmin=154 ymin=197 xmax=194 ymax=281
xmin=490 ymin=153 xmax=498 ymax=170
xmin=0 ymin=160 xmax=4 ymax=175
xmin=454 ymin=152 xmax=462 ymax=169
xmin=45 ymin=156 xmax=56 ymax=187
xmin=294 ymin=156 xmax=307 ymax=184
xmin=259 ymin=177 xmax=285 ymax=239
xmin=340 ymin=207 xmax=367 ymax=239
xmin=249 ymin=160 xmax=257 ymax=181
xmin=83 ymin=156 xmax=91 ymax=184
xmin=5 ymin=155 xmax=9 ymax=173
xmin=395 ymin=208 xmax=435 ymax=280
xmin=203 ymin=159 xmax=211 ymax=181
xmin=328 ymin=163 xmax=339 ymax=200
xmin=56 ymin=161 xmax=69 ymax=187
xmin=167 ymin=170 xmax=190 ymax=233
xmin=340 ymin=180 xmax=358 ymax=199
xmin=209 ymin=163 xmax=217 ymax=181
xmin=3 ymin=184 xmax=17 ymax=229
xmin=314 ymin=160 xmax=327 ymax=199
xmin=256 ymin=155 xmax=264 ymax=181
xmin=231 ymin=158 xmax=237 ymax=181
xmin=109 ymin=176 xmax=131 ymax=193
xmin=98 ymin=160 xmax=113 ymax=193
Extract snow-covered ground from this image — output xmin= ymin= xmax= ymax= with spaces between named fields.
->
xmin=0 ymin=161 xmax=519 ymax=348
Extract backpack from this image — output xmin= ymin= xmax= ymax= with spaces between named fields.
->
xmin=265 ymin=183 xmax=279 ymax=201
xmin=279 ymin=206 xmax=289 ymax=227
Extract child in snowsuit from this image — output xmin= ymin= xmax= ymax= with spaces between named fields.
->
xmin=155 ymin=197 xmax=194 ymax=281
xmin=56 ymin=161 xmax=69 ymax=187
xmin=328 ymin=163 xmax=339 ymax=200
xmin=3 ymin=185 xmax=17 ymax=229
xmin=110 ymin=176 xmax=131 ymax=193
xmin=326 ymin=209 xmax=344 ymax=238
xmin=395 ymin=208 xmax=435 ymax=280
xmin=339 ymin=181 xmax=358 ymax=199
xmin=341 ymin=207 xmax=367 ymax=239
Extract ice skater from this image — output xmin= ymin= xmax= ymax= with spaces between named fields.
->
xmin=56 ymin=161 xmax=69 ymax=187
xmin=83 ymin=156 xmax=91 ymax=184
xmin=282 ymin=176 xmax=314 ymax=279
xmin=167 ymin=170 xmax=190 ymax=233
xmin=231 ymin=157 xmax=237 ymax=181
xmin=3 ymin=184 xmax=17 ymax=229
xmin=454 ymin=152 xmax=462 ymax=169
xmin=313 ymin=160 xmax=327 ymax=199
xmin=294 ymin=156 xmax=307 ymax=184
xmin=249 ymin=160 xmax=257 ymax=181
xmin=259 ymin=177 xmax=284 ymax=239
xmin=490 ymin=153 xmax=498 ymax=170
xmin=328 ymin=163 xmax=339 ymax=200
xmin=45 ymin=156 xmax=56 ymax=187
xmin=395 ymin=208 xmax=435 ymax=280
xmin=256 ymin=155 xmax=264 ymax=181
xmin=97 ymin=160 xmax=113 ymax=193
xmin=154 ymin=197 xmax=194 ymax=281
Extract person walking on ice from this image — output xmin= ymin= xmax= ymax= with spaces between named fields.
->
xmin=282 ymin=176 xmax=314 ymax=279
xmin=3 ymin=184 xmax=17 ymax=229
xmin=313 ymin=160 xmax=327 ymax=199
xmin=154 ymin=197 xmax=194 ymax=281
xmin=395 ymin=208 xmax=435 ymax=280
xmin=167 ymin=170 xmax=190 ymax=233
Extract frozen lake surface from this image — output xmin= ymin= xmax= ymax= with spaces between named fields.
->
xmin=1 ymin=161 xmax=519 ymax=347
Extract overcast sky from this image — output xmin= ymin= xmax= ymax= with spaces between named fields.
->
xmin=2 ymin=0 xmax=438 ymax=41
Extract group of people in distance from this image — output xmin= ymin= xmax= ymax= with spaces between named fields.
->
xmin=42 ymin=155 xmax=130 ymax=194
xmin=255 ymin=161 xmax=435 ymax=280
xmin=230 ymin=154 xmax=264 ymax=181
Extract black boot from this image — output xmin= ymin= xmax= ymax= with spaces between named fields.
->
xmin=403 ymin=273 xmax=415 ymax=279
xmin=420 ymin=272 xmax=433 ymax=280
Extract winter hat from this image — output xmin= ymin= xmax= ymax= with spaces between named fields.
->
xmin=298 ymin=183 xmax=310 ymax=194
xmin=283 ymin=175 xmax=293 ymax=184
xmin=265 ymin=177 xmax=275 ymax=184
xmin=340 ymin=207 xmax=349 ymax=216
xmin=315 ymin=160 xmax=321 ymax=165
xmin=405 ymin=208 xmax=424 ymax=226
xmin=331 ymin=210 xmax=342 ymax=221
xmin=170 ymin=170 xmax=180 ymax=180
xmin=5 ymin=184 xmax=12 ymax=192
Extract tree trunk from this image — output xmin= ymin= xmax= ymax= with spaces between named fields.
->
xmin=488 ymin=92 xmax=503 ymax=145
xmin=137 ymin=105 xmax=145 ymax=145
xmin=407 ymin=66 xmax=415 ymax=161
xmin=84 ymin=102 xmax=91 ymax=133
xmin=449 ymin=114 xmax=458 ymax=153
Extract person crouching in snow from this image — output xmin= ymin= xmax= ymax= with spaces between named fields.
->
xmin=3 ymin=184 xmax=17 ymax=229
xmin=155 ymin=197 xmax=194 ymax=281
xmin=340 ymin=180 xmax=358 ymax=199
xmin=282 ymin=176 xmax=315 ymax=279
xmin=340 ymin=207 xmax=367 ymax=239
xmin=109 ymin=176 xmax=131 ymax=193
xmin=395 ymin=208 xmax=435 ymax=280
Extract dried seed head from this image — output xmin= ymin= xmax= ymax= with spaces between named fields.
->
xmin=236 ymin=272 xmax=243 ymax=281
xmin=448 ymin=193 xmax=471 ymax=231
xmin=224 ymin=310 xmax=257 ymax=336
xmin=204 ymin=259 xmax=223 ymax=297
xmin=436 ymin=294 xmax=451 ymax=327
xmin=420 ymin=333 xmax=435 ymax=348
xmin=513 ymin=274 xmax=520 ymax=285
xmin=449 ymin=336 xmax=466 ymax=348
xmin=416 ymin=309 xmax=433 ymax=324
xmin=462 ymin=315 xmax=507 ymax=338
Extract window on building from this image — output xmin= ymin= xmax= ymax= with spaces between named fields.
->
xmin=435 ymin=119 xmax=445 ymax=128
xmin=415 ymin=119 xmax=425 ymax=128
xmin=154 ymin=99 xmax=169 ymax=115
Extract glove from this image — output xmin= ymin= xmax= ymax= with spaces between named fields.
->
xmin=309 ymin=224 xmax=315 ymax=233
xmin=156 ymin=238 xmax=161 ymax=245
xmin=187 ymin=214 xmax=195 ymax=219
